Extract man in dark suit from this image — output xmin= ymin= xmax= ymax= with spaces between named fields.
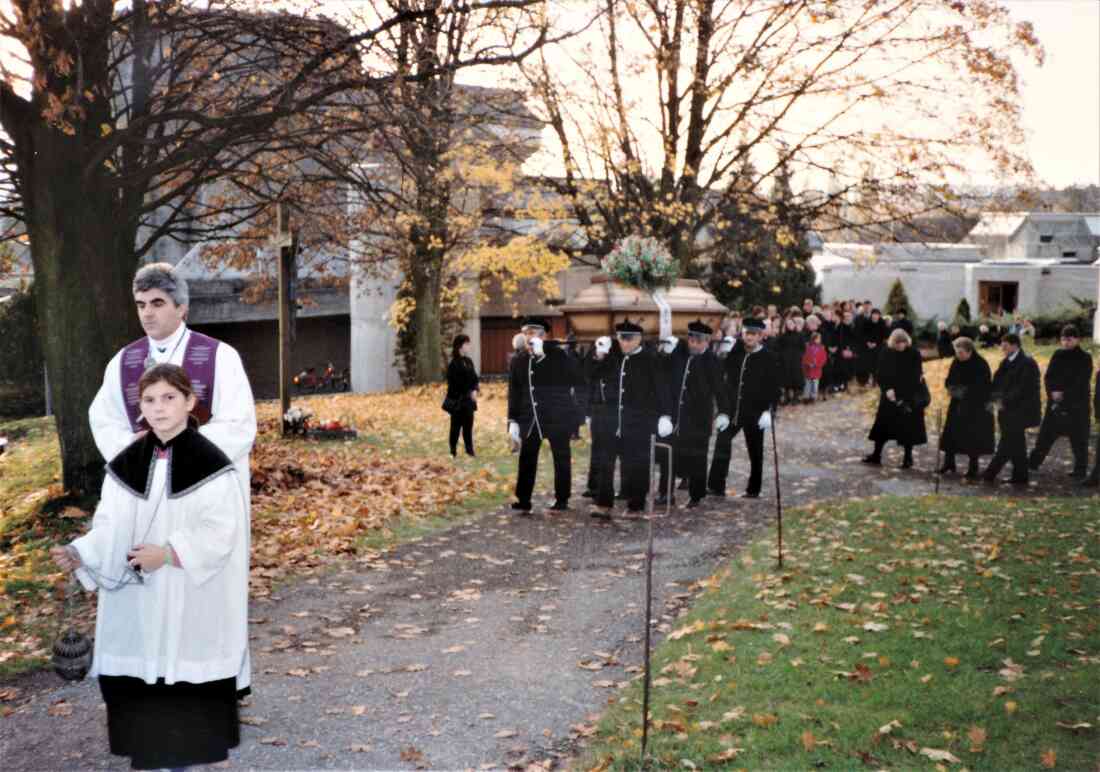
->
xmin=982 ymin=333 xmax=1042 ymax=486
xmin=1028 ymin=325 xmax=1093 ymax=478
xmin=707 ymin=318 xmax=781 ymax=499
xmin=507 ymin=317 xmax=585 ymax=513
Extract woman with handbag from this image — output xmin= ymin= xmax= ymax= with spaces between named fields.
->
xmin=863 ymin=328 xmax=928 ymax=469
xmin=445 ymin=334 xmax=480 ymax=457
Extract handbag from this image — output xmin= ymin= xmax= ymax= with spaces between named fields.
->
xmin=441 ymin=396 xmax=461 ymax=414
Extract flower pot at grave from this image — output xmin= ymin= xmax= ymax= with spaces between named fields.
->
xmin=559 ymin=274 xmax=728 ymax=340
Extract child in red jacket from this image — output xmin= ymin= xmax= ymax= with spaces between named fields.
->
xmin=802 ymin=332 xmax=827 ymax=403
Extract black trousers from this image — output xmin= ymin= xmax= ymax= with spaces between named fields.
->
xmin=597 ymin=429 xmax=651 ymax=509
xmin=587 ymin=410 xmax=618 ymax=494
xmin=659 ymin=433 xmax=708 ymax=502
xmin=448 ymin=410 xmax=474 ymax=454
xmin=1028 ymin=409 xmax=1088 ymax=473
xmin=515 ymin=429 xmax=572 ymax=505
xmin=984 ymin=423 xmax=1029 ymax=482
xmin=707 ymin=421 xmax=765 ymax=496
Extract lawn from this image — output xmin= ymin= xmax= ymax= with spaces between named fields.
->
xmin=0 ymin=381 xmax=567 ymax=679
xmin=580 ymin=495 xmax=1100 ymax=770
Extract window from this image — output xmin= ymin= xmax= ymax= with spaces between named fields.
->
xmin=1063 ymin=251 xmax=1078 ymax=258
xmin=1039 ymin=234 xmax=1054 ymax=243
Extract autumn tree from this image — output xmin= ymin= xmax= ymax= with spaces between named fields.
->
xmin=523 ymin=0 xmax=1043 ymax=271
xmin=0 ymin=0 xmax=547 ymax=489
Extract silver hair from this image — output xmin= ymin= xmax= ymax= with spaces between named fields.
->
xmin=887 ymin=328 xmax=911 ymax=347
xmin=133 ymin=262 xmax=189 ymax=307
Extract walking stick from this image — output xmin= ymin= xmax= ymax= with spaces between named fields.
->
xmin=770 ymin=409 xmax=783 ymax=569
xmin=641 ymin=433 xmax=673 ymax=764
xmin=934 ymin=406 xmax=945 ymax=495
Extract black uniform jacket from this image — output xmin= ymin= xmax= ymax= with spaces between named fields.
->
xmin=723 ymin=344 xmax=781 ymax=427
xmin=586 ymin=344 xmax=673 ymax=438
xmin=990 ymin=351 xmax=1042 ymax=430
xmin=666 ymin=343 xmax=729 ymax=440
xmin=507 ymin=343 xmax=583 ymax=438
xmin=1043 ymin=346 xmax=1093 ymax=416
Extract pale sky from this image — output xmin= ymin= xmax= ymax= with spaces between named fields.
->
xmin=1002 ymin=0 xmax=1100 ymax=187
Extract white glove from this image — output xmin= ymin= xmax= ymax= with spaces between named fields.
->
xmin=661 ymin=336 xmax=678 ymax=354
xmin=529 ymin=337 xmax=544 ymax=357
xmin=714 ymin=413 xmax=730 ymax=433
xmin=657 ymin=416 xmax=674 ymax=438
xmin=719 ymin=336 xmax=734 ymax=354
xmin=595 ymin=336 xmax=611 ymax=357
xmin=757 ymin=411 xmax=772 ymax=432
xmin=508 ymin=421 xmax=521 ymax=444
xmin=585 ymin=416 xmax=592 ymax=432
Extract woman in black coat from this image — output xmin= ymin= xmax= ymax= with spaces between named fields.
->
xmin=863 ymin=328 xmax=928 ymax=468
xmin=776 ymin=317 xmax=806 ymax=405
xmin=939 ymin=336 xmax=995 ymax=478
xmin=445 ymin=334 xmax=480 ymax=456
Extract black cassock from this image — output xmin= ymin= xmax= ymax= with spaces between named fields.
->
xmin=942 ymin=354 xmax=995 ymax=458
xmin=587 ymin=345 xmax=672 ymax=510
xmin=707 ymin=344 xmax=780 ymax=497
xmin=869 ymin=347 xmax=928 ymax=448
xmin=507 ymin=344 xmax=583 ymax=506
xmin=658 ymin=344 xmax=728 ymax=503
xmin=775 ymin=331 xmax=806 ymax=393
xmin=1029 ymin=346 xmax=1093 ymax=474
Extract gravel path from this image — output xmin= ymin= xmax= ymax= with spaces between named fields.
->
xmin=1 ymin=390 xmax=1088 ymax=770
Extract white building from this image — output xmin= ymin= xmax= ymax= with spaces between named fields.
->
xmin=818 ymin=212 xmax=1100 ymax=320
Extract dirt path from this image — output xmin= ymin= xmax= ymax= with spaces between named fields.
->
xmin=1 ymin=391 xmax=1089 ymax=770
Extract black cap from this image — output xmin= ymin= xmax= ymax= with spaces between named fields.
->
xmin=1061 ymin=325 xmax=1079 ymax=338
xmin=521 ymin=316 xmax=549 ymax=332
xmin=615 ymin=320 xmax=644 ymax=335
xmin=687 ymin=319 xmax=713 ymax=338
xmin=1003 ymin=332 xmax=1022 ymax=347
xmin=742 ymin=318 xmax=766 ymax=332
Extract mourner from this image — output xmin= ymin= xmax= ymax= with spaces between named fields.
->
xmin=936 ymin=322 xmax=954 ymax=359
xmin=587 ymin=321 xmax=674 ymax=518
xmin=982 ymin=333 xmax=1042 ymax=486
xmin=444 ymin=334 xmax=480 ymax=457
xmin=940 ymin=337 xmax=995 ymax=478
xmin=889 ymin=308 xmax=915 ymax=337
xmin=89 ymin=263 xmax=256 ymax=524
xmin=863 ymin=328 xmax=927 ymax=469
xmin=857 ymin=308 xmax=887 ymax=387
xmin=776 ymin=316 xmax=806 ymax=406
xmin=707 ymin=318 xmax=780 ymax=499
xmin=1028 ymin=325 xmax=1093 ymax=478
xmin=507 ymin=317 xmax=583 ymax=513
xmin=658 ymin=321 xmax=730 ymax=508
xmin=52 ymin=365 xmax=249 ymax=770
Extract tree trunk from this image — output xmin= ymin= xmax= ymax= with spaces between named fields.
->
xmin=410 ymin=265 xmax=443 ymax=384
xmin=20 ymin=124 xmax=140 ymax=493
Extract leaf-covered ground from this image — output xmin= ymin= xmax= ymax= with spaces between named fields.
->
xmin=0 ymin=382 xmax=525 ymax=678
xmin=580 ymin=495 xmax=1100 ymax=770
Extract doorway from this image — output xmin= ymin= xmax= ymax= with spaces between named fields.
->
xmin=978 ymin=281 xmax=1018 ymax=316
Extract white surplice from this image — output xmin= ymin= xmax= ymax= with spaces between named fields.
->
xmin=71 ymin=459 xmax=250 ymax=688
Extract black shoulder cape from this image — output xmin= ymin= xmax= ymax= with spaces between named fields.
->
xmin=107 ymin=427 xmax=234 ymax=500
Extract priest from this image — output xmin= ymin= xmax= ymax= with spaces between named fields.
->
xmin=507 ymin=317 xmax=584 ymax=513
xmin=659 ymin=321 xmax=730 ymax=508
xmin=707 ymin=318 xmax=780 ymax=499
xmin=88 ymin=263 xmax=257 ymax=513
xmin=587 ymin=320 xmax=674 ymax=518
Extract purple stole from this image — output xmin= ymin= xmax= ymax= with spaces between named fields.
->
xmin=120 ymin=330 xmax=219 ymax=431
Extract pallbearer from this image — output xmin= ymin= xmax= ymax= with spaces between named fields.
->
xmin=707 ymin=318 xmax=781 ymax=499
xmin=507 ymin=317 xmax=584 ymax=513
xmin=660 ymin=320 xmax=730 ymax=509
xmin=587 ymin=321 xmax=674 ymax=519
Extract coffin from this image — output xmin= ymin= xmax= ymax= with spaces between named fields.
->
xmin=560 ymin=274 xmax=728 ymax=340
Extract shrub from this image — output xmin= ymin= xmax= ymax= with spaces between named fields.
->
xmin=884 ymin=279 xmax=913 ymax=318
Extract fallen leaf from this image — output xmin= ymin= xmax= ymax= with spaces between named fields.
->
xmin=240 ymin=715 xmax=268 ymax=726
xmin=1005 ymin=700 xmax=1018 ymax=715
xmin=452 ymin=669 xmax=472 ymax=677
xmin=944 ymin=657 xmax=960 ymax=668
xmin=494 ymin=729 xmax=518 ymax=739
xmin=707 ymin=747 xmax=743 ymax=762
xmin=968 ymin=725 xmax=986 ymax=753
xmin=1041 ymin=749 xmax=1057 ymax=768
xmin=772 ymin=633 xmax=791 ymax=647
xmin=919 ymin=747 xmax=961 ymax=763
xmin=801 ymin=730 xmax=816 ymax=751
xmin=47 ymin=701 xmax=73 ymax=718
xmin=259 ymin=736 xmax=287 ymax=746
xmin=878 ymin=719 xmax=902 ymax=735
xmin=442 ymin=645 xmax=466 ymax=654
xmin=349 ymin=744 xmax=372 ymax=752
xmin=752 ymin=713 xmax=778 ymax=728
xmin=1055 ymin=721 xmax=1093 ymax=731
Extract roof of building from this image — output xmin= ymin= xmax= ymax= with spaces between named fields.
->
xmin=968 ymin=211 xmax=1100 ymax=239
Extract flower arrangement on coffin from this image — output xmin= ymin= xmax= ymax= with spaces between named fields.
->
xmin=600 ymin=235 xmax=680 ymax=293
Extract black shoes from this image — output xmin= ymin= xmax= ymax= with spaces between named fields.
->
xmin=1080 ymin=476 xmax=1099 ymax=487
xmin=938 ymin=464 xmax=956 ymax=475
xmin=1069 ymin=469 xmax=1087 ymax=479
xmin=677 ymin=479 xmax=689 ymax=490
xmin=512 ymin=501 xmax=532 ymax=513
xmin=707 ymin=489 xmax=726 ymax=498
xmin=901 ymin=457 xmax=914 ymax=470
xmin=861 ymin=455 xmax=881 ymax=465
xmin=741 ymin=491 xmax=760 ymax=499
xmin=589 ymin=507 xmax=612 ymax=520
xmin=686 ymin=498 xmax=703 ymax=509
xmin=582 ymin=490 xmax=596 ymax=499
xmin=549 ymin=500 xmax=569 ymax=511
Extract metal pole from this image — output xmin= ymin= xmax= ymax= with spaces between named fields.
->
xmin=769 ymin=410 xmax=783 ymax=568
xmin=641 ymin=433 xmax=655 ymax=763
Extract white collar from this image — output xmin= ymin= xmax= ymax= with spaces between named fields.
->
xmin=150 ymin=323 xmax=188 ymax=355
xmin=1007 ymin=350 xmax=1019 ymax=362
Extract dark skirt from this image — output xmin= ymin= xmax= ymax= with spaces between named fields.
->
xmin=99 ymin=675 xmax=241 ymax=770
xmin=868 ymin=398 xmax=928 ymax=447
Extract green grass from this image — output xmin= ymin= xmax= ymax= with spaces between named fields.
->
xmin=581 ymin=495 xmax=1100 ymax=771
